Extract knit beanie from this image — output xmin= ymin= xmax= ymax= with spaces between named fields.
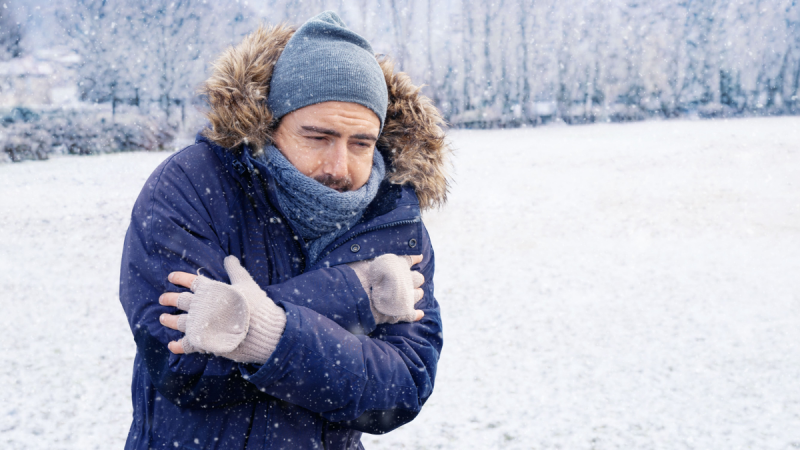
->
xmin=267 ymin=11 xmax=389 ymax=130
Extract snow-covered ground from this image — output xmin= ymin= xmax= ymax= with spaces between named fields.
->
xmin=2 ymin=117 xmax=799 ymax=449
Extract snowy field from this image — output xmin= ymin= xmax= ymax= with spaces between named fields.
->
xmin=1 ymin=117 xmax=800 ymax=449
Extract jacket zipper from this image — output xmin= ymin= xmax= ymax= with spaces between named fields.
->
xmin=315 ymin=217 xmax=421 ymax=263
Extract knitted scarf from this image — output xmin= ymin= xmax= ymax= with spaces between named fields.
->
xmin=260 ymin=145 xmax=385 ymax=265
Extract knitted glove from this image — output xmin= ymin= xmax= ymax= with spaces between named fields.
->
xmin=347 ymin=254 xmax=425 ymax=324
xmin=174 ymin=256 xmax=286 ymax=364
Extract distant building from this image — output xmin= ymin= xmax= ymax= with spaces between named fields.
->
xmin=0 ymin=47 xmax=80 ymax=108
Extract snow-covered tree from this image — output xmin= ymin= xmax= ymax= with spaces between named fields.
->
xmin=42 ymin=0 xmax=800 ymax=128
xmin=57 ymin=0 xmax=140 ymax=108
xmin=58 ymin=0 xmax=258 ymax=126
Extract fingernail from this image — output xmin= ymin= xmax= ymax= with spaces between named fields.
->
xmin=158 ymin=294 xmax=164 ymax=305
xmin=159 ymin=314 xmax=166 ymax=323
xmin=168 ymin=273 xmax=174 ymax=282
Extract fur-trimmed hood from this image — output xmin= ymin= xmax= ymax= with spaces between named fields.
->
xmin=200 ymin=24 xmax=450 ymax=210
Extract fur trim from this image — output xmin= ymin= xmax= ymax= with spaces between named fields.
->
xmin=199 ymin=24 xmax=450 ymax=210
xmin=377 ymin=56 xmax=450 ymax=210
xmin=200 ymin=24 xmax=295 ymax=151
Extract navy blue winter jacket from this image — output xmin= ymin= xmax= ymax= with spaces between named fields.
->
xmin=119 ymin=135 xmax=442 ymax=449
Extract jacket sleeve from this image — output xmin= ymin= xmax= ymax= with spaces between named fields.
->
xmin=119 ymin=153 xmax=377 ymax=409
xmin=240 ymin=223 xmax=443 ymax=434
xmin=264 ymin=267 xmax=376 ymax=335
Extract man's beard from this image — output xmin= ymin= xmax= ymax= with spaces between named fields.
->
xmin=315 ymin=174 xmax=353 ymax=192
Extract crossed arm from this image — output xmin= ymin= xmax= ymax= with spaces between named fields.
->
xmin=158 ymin=254 xmax=426 ymax=358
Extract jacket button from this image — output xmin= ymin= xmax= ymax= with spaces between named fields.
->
xmin=408 ymin=239 xmax=417 ymax=248
xmin=350 ymin=244 xmax=361 ymax=253
xmin=232 ymin=160 xmax=246 ymax=174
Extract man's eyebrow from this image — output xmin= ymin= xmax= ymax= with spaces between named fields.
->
xmin=351 ymin=133 xmax=378 ymax=142
xmin=301 ymin=126 xmax=341 ymax=137
xmin=301 ymin=126 xmax=377 ymax=142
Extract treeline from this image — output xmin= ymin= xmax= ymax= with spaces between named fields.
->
xmin=337 ymin=0 xmax=800 ymax=127
xmin=15 ymin=0 xmax=800 ymax=129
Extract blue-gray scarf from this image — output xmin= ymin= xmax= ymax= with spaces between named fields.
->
xmin=260 ymin=145 xmax=385 ymax=265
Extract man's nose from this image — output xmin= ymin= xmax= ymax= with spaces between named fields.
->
xmin=324 ymin=140 xmax=349 ymax=179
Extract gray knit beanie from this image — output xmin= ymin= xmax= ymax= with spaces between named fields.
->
xmin=267 ymin=11 xmax=388 ymax=129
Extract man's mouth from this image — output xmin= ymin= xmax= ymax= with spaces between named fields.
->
xmin=315 ymin=174 xmax=353 ymax=192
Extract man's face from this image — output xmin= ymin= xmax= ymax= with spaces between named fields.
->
xmin=271 ymin=101 xmax=380 ymax=192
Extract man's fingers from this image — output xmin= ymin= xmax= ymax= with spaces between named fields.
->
xmin=414 ymin=287 xmax=424 ymax=302
xmin=159 ymin=292 xmax=180 ymax=307
xmin=408 ymin=254 xmax=423 ymax=267
xmin=160 ymin=292 xmax=193 ymax=313
xmin=414 ymin=310 xmax=424 ymax=321
xmin=159 ymin=313 xmax=182 ymax=331
xmin=161 ymin=291 xmax=194 ymax=312
xmin=168 ymin=340 xmax=185 ymax=354
xmin=168 ymin=271 xmax=197 ymax=290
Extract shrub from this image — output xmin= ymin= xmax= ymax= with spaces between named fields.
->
xmin=1 ymin=108 xmax=175 ymax=163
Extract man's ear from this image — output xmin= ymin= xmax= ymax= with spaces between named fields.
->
xmin=266 ymin=117 xmax=282 ymax=147
xmin=270 ymin=118 xmax=286 ymax=149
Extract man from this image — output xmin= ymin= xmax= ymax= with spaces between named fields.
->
xmin=119 ymin=11 xmax=449 ymax=450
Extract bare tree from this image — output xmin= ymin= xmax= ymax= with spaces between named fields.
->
xmin=132 ymin=0 xmax=212 ymax=125
xmin=0 ymin=2 xmax=23 ymax=60
xmin=388 ymin=0 xmax=412 ymax=70
xmin=56 ymin=0 xmax=140 ymax=108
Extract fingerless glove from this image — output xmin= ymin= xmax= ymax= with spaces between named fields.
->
xmin=175 ymin=256 xmax=286 ymax=364
xmin=347 ymin=254 xmax=424 ymax=324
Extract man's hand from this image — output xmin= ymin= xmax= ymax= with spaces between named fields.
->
xmin=347 ymin=254 xmax=426 ymax=324
xmin=158 ymin=256 xmax=286 ymax=364
xmin=159 ymin=271 xmax=198 ymax=354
